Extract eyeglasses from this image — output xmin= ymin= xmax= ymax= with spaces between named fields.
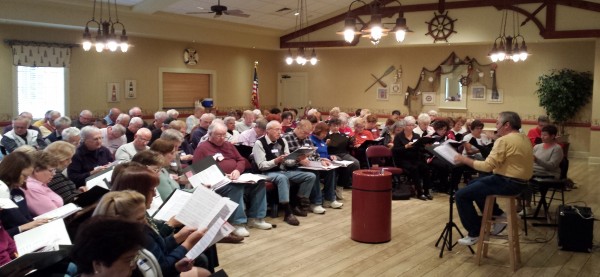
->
xmin=212 ymin=133 xmax=227 ymax=138
xmin=146 ymin=166 xmax=161 ymax=173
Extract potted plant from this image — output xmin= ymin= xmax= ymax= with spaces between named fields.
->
xmin=535 ymin=69 xmax=593 ymax=138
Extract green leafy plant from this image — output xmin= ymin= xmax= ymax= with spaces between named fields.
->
xmin=535 ymin=69 xmax=593 ymax=135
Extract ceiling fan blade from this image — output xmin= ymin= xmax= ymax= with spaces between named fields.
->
xmin=224 ymin=10 xmax=250 ymax=17
xmin=186 ymin=11 xmax=214 ymax=15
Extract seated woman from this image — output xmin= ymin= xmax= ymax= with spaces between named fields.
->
xmin=23 ymin=151 xmax=64 ymax=216
xmin=461 ymin=120 xmax=493 ymax=160
xmin=150 ymin=139 xmax=182 ymax=200
xmin=337 ymin=113 xmax=353 ymax=136
xmin=0 ymin=152 xmax=49 ymax=236
xmin=93 ymin=190 xmax=210 ymax=277
xmin=70 ymin=216 xmax=146 ymax=277
xmin=520 ymin=125 xmax=564 ymax=214
xmin=309 ymin=122 xmax=342 ymax=209
xmin=392 ymin=116 xmax=432 ymax=201
xmin=447 ymin=116 xmax=467 ymax=141
xmin=327 ymin=119 xmax=360 ymax=191
xmin=381 ymin=119 xmax=403 ymax=149
xmin=365 ymin=115 xmax=381 ymax=138
xmin=281 ymin=111 xmax=295 ymax=133
xmin=427 ymin=120 xmax=464 ymax=193
xmin=44 ymin=141 xmax=84 ymax=204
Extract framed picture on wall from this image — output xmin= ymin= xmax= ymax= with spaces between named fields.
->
xmin=107 ymin=82 xmax=120 ymax=103
xmin=487 ymin=88 xmax=503 ymax=103
xmin=125 ymin=80 xmax=137 ymax=99
xmin=470 ymin=85 xmax=486 ymax=100
xmin=377 ymin=87 xmax=388 ymax=100
xmin=389 ymin=83 xmax=402 ymax=95
xmin=422 ymin=92 xmax=436 ymax=105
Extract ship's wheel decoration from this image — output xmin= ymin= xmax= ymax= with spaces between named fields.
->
xmin=425 ymin=11 xmax=457 ymax=43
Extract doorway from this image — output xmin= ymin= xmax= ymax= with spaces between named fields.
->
xmin=277 ymin=72 xmax=308 ymax=115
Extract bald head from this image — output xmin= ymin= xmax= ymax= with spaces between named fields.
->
xmin=133 ymin=128 xmax=152 ymax=150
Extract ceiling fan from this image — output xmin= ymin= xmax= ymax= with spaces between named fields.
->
xmin=186 ymin=0 xmax=250 ymax=18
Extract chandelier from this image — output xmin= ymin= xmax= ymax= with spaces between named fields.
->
xmin=82 ymin=0 xmax=129 ymax=53
xmin=285 ymin=0 xmax=317 ymax=65
xmin=488 ymin=10 xmax=528 ymax=62
xmin=338 ymin=0 xmax=411 ymax=45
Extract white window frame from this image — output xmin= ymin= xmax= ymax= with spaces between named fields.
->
xmin=13 ymin=66 xmax=69 ymax=119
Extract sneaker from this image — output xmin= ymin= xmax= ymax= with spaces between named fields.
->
xmin=310 ymin=204 xmax=326 ymax=214
xmin=247 ymin=218 xmax=272 ymax=230
xmin=335 ymin=186 xmax=344 ymax=200
xmin=425 ymin=194 xmax=434 ymax=200
xmin=232 ymin=225 xmax=250 ymax=237
xmin=417 ymin=195 xmax=427 ymax=201
xmin=458 ymin=236 xmax=479 ymax=246
xmin=491 ymin=213 xmax=507 ymax=235
xmin=323 ymin=200 xmax=343 ymax=209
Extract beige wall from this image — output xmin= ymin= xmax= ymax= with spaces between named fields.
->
xmin=0 ymin=23 xmax=596 ymax=156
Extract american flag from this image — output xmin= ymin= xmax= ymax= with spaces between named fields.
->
xmin=251 ymin=62 xmax=260 ymax=109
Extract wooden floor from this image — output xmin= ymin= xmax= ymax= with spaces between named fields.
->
xmin=217 ymin=158 xmax=600 ymax=276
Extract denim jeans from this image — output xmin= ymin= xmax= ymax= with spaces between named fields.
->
xmin=216 ymin=182 xmax=266 ymax=225
xmin=455 ymin=174 xmax=525 ymax=237
xmin=335 ymin=153 xmax=359 ymax=187
xmin=265 ymin=170 xmax=315 ymax=203
xmin=304 ymin=169 xmax=336 ymax=204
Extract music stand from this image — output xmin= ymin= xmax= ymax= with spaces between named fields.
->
xmin=435 ymin=189 xmax=474 ymax=257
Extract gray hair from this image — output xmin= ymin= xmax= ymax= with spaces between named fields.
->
xmin=130 ymin=117 xmax=143 ymax=126
xmin=116 ymin=113 xmax=130 ymax=123
xmin=266 ymin=120 xmax=281 ymax=130
xmin=47 ymin=110 xmax=61 ymax=119
xmin=79 ymin=110 xmax=92 ymax=117
xmin=80 ymin=126 xmax=100 ymax=141
xmin=129 ymin=107 xmax=142 ymax=116
xmin=160 ymin=129 xmax=184 ymax=142
xmin=499 ymin=111 xmax=522 ymax=130
xmin=417 ymin=113 xmax=431 ymax=124
xmin=427 ymin=110 xmax=438 ymax=117
xmin=54 ymin=116 xmax=72 ymax=128
xmin=255 ymin=118 xmax=268 ymax=130
xmin=62 ymin=127 xmax=81 ymax=141
xmin=307 ymin=108 xmax=318 ymax=116
xmin=154 ymin=111 xmax=167 ymax=120
xmin=243 ymin=110 xmax=254 ymax=117
xmin=166 ymin=109 xmax=179 ymax=118
xmin=391 ymin=120 xmax=406 ymax=131
xmin=223 ymin=116 xmax=236 ymax=124
xmin=111 ymin=124 xmax=126 ymax=136
xmin=13 ymin=115 xmax=31 ymax=126
xmin=200 ymin=113 xmax=216 ymax=121
xmin=404 ymin=116 xmax=416 ymax=125
xmin=207 ymin=121 xmax=227 ymax=135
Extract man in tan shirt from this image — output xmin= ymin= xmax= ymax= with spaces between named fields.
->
xmin=454 ymin=111 xmax=533 ymax=245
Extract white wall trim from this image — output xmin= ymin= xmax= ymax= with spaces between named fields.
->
xmin=569 ymin=151 xmax=589 ymax=159
xmin=588 ymin=156 xmax=600 ymax=164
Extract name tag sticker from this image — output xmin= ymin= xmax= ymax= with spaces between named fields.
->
xmin=361 ymin=136 xmax=367 ymax=139
xmin=321 ymin=143 xmax=325 ymax=147
xmin=12 ymin=195 xmax=24 ymax=203
xmin=271 ymin=149 xmax=279 ymax=154
xmin=213 ymin=153 xmax=224 ymax=161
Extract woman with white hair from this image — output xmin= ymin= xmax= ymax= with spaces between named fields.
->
xmin=392 ymin=116 xmax=433 ymax=201
xmin=61 ymin=127 xmax=81 ymax=146
xmin=223 ymin=117 xmax=240 ymax=143
xmin=414 ymin=113 xmax=434 ymax=136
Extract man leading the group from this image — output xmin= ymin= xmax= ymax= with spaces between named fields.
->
xmin=454 ymin=111 xmax=533 ymax=246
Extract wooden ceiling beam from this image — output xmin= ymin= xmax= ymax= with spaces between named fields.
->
xmin=280 ymin=0 xmax=600 ymax=48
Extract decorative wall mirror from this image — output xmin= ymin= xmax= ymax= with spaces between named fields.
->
xmin=439 ymin=64 xmax=469 ymax=110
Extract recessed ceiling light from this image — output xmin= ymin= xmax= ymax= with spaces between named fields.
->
xmin=294 ymin=11 xmax=300 ymax=16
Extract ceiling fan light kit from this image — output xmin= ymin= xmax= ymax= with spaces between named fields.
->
xmin=185 ymin=0 xmax=250 ymax=18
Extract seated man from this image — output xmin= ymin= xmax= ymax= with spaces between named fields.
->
xmin=67 ymin=126 xmax=114 ymax=187
xmin=100 ymin=123 xmax=127 ymax=155
xmin=125 ymin=116 xmax=144 ymax=143
xmin=114 ymin=128 xmax=152 ymax=163
xmin=282 ymin=119 xmax=333 ymax=215
xmin=194 ymin=122 xmax=272 ymax=237
xmin=72 ymin=109 xmax=94 ymax=129
xmin=1 ymin=116 xmax=47 ymax=153
xmin=235 ymin=110 xmax=255 ymax=133
xmin=190 ymin=113 xmax=215 ymax=149
xmin=38 ymin=110 xmax=61 ymax=138
xmin=103 ymin=107 xmax=121 ymax=126
xmin=44 ymin=116 xmax=72 ymax=144
xmin=253 ymin=120 xmax=315 ymax=226
xmin=237 ymin=118 xmax=267 ymax=147
xmin=454 ymin=111 xmax=533 ymax=245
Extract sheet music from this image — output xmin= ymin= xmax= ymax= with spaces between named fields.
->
xmin=331 ymin=160 xmax=354 ymax=167
xmin=206 ymin=198 xmax=238 ymax=229
xmin=188 ymin=164 xmax=231 ymax=189
xmin=151 ymin=190 xmax=191 ymax=221
xmin=235 ymin=173 xmax=268 ymax=184
xmin=208 ymin=222 xmax=234 ymax=248
xmin=146 ymin=188 xmax=164 ymax=216
xmin=15 ymin=219 xmax=71 ymax=255
xmin=33 ymin=203 xmax=82 ymax=221
xmin=286 ymin=147 xmax=315 ymax=161
xmin=0 ymin=198 xmax=18 ymax=209
xmin=85 ymin=168 xmax=113 ymax=190
xmin=185 ymin=218 xmax=230 ymax=260
xmin=433 ymin=143 xmax=460 ymax=165
xmin=175 ymin=185 xmax=225 ymax=229
xmin=299 ymin=161 xmax=340 ymax=171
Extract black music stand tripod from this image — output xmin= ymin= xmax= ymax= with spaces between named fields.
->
xmin=435 ymin=189 xmax=475 ymax=258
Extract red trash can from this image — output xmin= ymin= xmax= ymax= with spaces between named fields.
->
xmin=351 ymin=169 xmax=392 ymax=243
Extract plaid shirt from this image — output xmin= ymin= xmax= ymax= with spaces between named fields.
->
xmin=281 ymin=132 xmax=319 ymax=167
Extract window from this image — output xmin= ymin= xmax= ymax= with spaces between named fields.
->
xmin=17 ymin=66 xmax=66 ymax=118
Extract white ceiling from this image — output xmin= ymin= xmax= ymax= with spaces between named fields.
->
xmin=104 ymin=0 xmax=358 ymax=31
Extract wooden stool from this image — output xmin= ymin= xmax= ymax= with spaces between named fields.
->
xmin=476 ymin=195 xmax=521 ymax=272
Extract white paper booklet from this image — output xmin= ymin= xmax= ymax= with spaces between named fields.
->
xmin=175 ymin=185 xmax=238 ymax=230
xmin=151 ymin=189 xmax=192 ymax=221
xmin=299 ymin=160 xmax=341 ymax=171
xmin=185 ymin=218 xmax=234 ymax=260
xmin=433 ymin=143 xmax=460 ymax=165
xmin=14 ymin=219 xmax=71 ymax=255
xmin=331 ymin=160 xmax=354 ymax=167
xmin=0 ymin=198 xmax=18 ymax=209
xmin=188 ymin=164 xmax=231 ymax=190
xmin=146 ymin=188 xmax=164 ymax=217
xmin=85 ymin=167 xmax=113 ymax=190
xmin=235 ymin=173 xmax=268 ymax=184
xmin=33 ymin=203 xmax=82 ymax=221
